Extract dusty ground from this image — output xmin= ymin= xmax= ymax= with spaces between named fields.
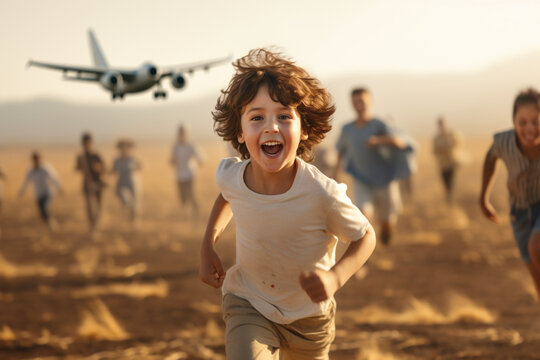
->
xmin=0 ymin=138 xmax=539 ymax=360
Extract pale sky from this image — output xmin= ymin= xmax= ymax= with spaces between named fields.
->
xmin=2 ymin=0 xmax=540 ymax=105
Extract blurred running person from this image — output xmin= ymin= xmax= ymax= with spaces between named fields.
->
xmin=480 ymin=88 xmax=540 ymax=300
xmin=433 ymin=116 xmax=463 ymax=204
xmin=75 ymin=132 xmax=105 ymax=233
xmin=112 ymin=138 xmax=142 ymax=224
xmin=334 ymin=87 xmax=414 ymax=246
xmin=170 ymin=124 xmax=204 ymax=223
xmin=18 ymin=151 xmax=62 ymax=230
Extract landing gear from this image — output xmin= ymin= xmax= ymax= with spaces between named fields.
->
xmin=153 ymin=82 xmax=167 ymax=100
xmin=153 ymin=90 xmax=167 ymax=100
xmin=111 ymin=93 xmax=125 ymax=101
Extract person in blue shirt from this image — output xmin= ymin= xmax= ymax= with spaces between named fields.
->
xmin=334 ymin=87 xmax=414 ymax=246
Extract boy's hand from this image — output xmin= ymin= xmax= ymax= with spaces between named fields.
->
xmin=299 ymin=269 xmax=340 ymax=303
xmin=200 ymin=246 xmax=226 ymax=288
xmin=480 ymin=199 xmax=500 ymax=223
xmin=366 ymin=136 xmax=381 ymax=148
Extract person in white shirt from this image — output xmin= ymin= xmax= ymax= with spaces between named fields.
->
xmin=112 ymin=139 xmax=142 ymax=223
xmin=170 ymin=124 xmax=204 ymax=222
xmin=200 ymin=49 xmax=376 ymax=360
xmin=18 ymin=151 xmax=62 ymax=230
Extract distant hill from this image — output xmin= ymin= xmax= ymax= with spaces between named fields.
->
xmin=2 ymin=50 xmax=540 ymax=145
xmin=0 ymin=96 xmax=219 ymax=146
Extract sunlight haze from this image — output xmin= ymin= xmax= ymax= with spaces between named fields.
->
xmin=2 ymin=0 xmax=540 ymax=104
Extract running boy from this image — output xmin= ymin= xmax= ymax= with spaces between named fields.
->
xmin=200 ymin=49 xmax=376 ymax=359
xmin=18 ymin=151 xmax=62 ymax=230
xmin=480 ymin=88 xmax=540 ymax=299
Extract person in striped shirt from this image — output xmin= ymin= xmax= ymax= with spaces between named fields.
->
xmin=480 ymin=88 xmax=540 ymax=299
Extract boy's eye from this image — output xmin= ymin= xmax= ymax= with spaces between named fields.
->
xmin=279 ymin=114 xmax=293 ymax=120
xmin=251 ymin=115 xmax=263 ymax=121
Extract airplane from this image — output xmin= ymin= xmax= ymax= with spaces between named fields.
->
xmin=27 ymin=29 xmax=231 ymax=101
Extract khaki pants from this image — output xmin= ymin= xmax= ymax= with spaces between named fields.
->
xmin=222 ymin=294 xmax=336 ymax=360
xmin=353 ymin=179 xmax=402 ymax=223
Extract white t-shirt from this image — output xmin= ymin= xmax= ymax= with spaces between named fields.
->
xmin=19 ymin=164 xmax=61 ymax=199
xmin=171 ymin=143 xmax=203 ymax=182
xmin=216 ymin=157 xmax=369 ymax=324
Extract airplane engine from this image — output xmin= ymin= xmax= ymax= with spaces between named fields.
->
xmin=100 ymin=71 xmax=123 ymax=90
xmin=138 ymin=63 xmax=159 ymax=81
xmin=171 ymin=73 xmax=186 ymax=89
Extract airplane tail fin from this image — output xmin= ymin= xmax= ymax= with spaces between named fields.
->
xmin=88 ymin=29 xmax=108 ymax=68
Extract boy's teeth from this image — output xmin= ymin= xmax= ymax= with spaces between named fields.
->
xmin=261 ymin=142 xmax=283 ymax=155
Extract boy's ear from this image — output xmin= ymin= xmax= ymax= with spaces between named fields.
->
xmin=238 ymin=132 xmax=245 ymax=143
xmin=300 ymin=130 xmax=308 ymax=141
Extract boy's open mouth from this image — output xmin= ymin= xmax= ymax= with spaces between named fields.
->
xmin=261 ymin=141 xmax=283 ymax=156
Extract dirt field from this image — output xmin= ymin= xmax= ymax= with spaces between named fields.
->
xmin=0 ymin=138 xmax=539 ymax=360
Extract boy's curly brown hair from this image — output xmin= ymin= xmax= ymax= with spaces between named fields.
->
xmin=213 ymin=48 xmax=335 ymax=161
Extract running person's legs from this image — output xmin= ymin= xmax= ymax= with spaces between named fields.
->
xmin=511 ymin=202 xmax=540 ymax=299
xmin=223 ymin=294 xmax=280 ymax=360
xmin=353 ymin=179 xmax=375 ymax=221
xmin=37 ymin=194 xmax=51 ymax=223
xmin=222 ymin=294 xmax=336 ymax=360
xmin=441 ymin=168 xmax=455 ymax=203
xmin=373 ymin=181 xmax=402 ymax=246
xmin=178 ymin=179 xmax=199 ymax=222
xmin=84 ymin=189 xmax=102 ymax=232
xmin=278 ymin=299 xmax=335 ymax=360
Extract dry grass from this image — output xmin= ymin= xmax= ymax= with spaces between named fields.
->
xmin=1 ymin=138 xmax=539 ymax=359
xmin=77 ymin=299 xmax=129 ymax=340
xmin=341 ymin=293 xmax=495 ymax=325
xmin=0 ymin=251 xmax=57 ymax=278
xmin=72 ymin=279 xmax=169 ymax=299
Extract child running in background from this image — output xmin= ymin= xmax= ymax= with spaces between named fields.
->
xmin=170 ymin=124 xmax=204 ymax=223
xmin=112 ymin=139 xmax=142 ymax=224
xmin=18 ymin=151 xmax=62 ymax=230
xmin=75 ymin=132 xmax=105 ymax=233
xmin=434 ymin=116 xmax=463 ymax=204
xmin=200 ymin=49 xmax=376 ymax=359
xmin=480 ymin=88 xmax=540 ymax=299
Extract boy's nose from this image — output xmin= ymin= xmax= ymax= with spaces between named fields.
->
xmin=264 ymin=119 xmax=279 ymax=133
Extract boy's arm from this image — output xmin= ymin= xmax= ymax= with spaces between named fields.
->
xmin=300 ymin=224 xmax=376 ymax=303
xmin=479 ymin=147 xmax=499 ymax=223
xmin=367 ymin=134 xmax=407 ymax=149
xmin=200 ymin=193 xmax=233 ymax=288
xmin=18 ymin=172 xmax=31 ymax=197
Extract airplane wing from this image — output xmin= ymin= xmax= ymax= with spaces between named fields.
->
xmin=159 ymin=54 xmax=232 ymax=78
xmin=27 ymin=60 xmax=138 ymax=81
